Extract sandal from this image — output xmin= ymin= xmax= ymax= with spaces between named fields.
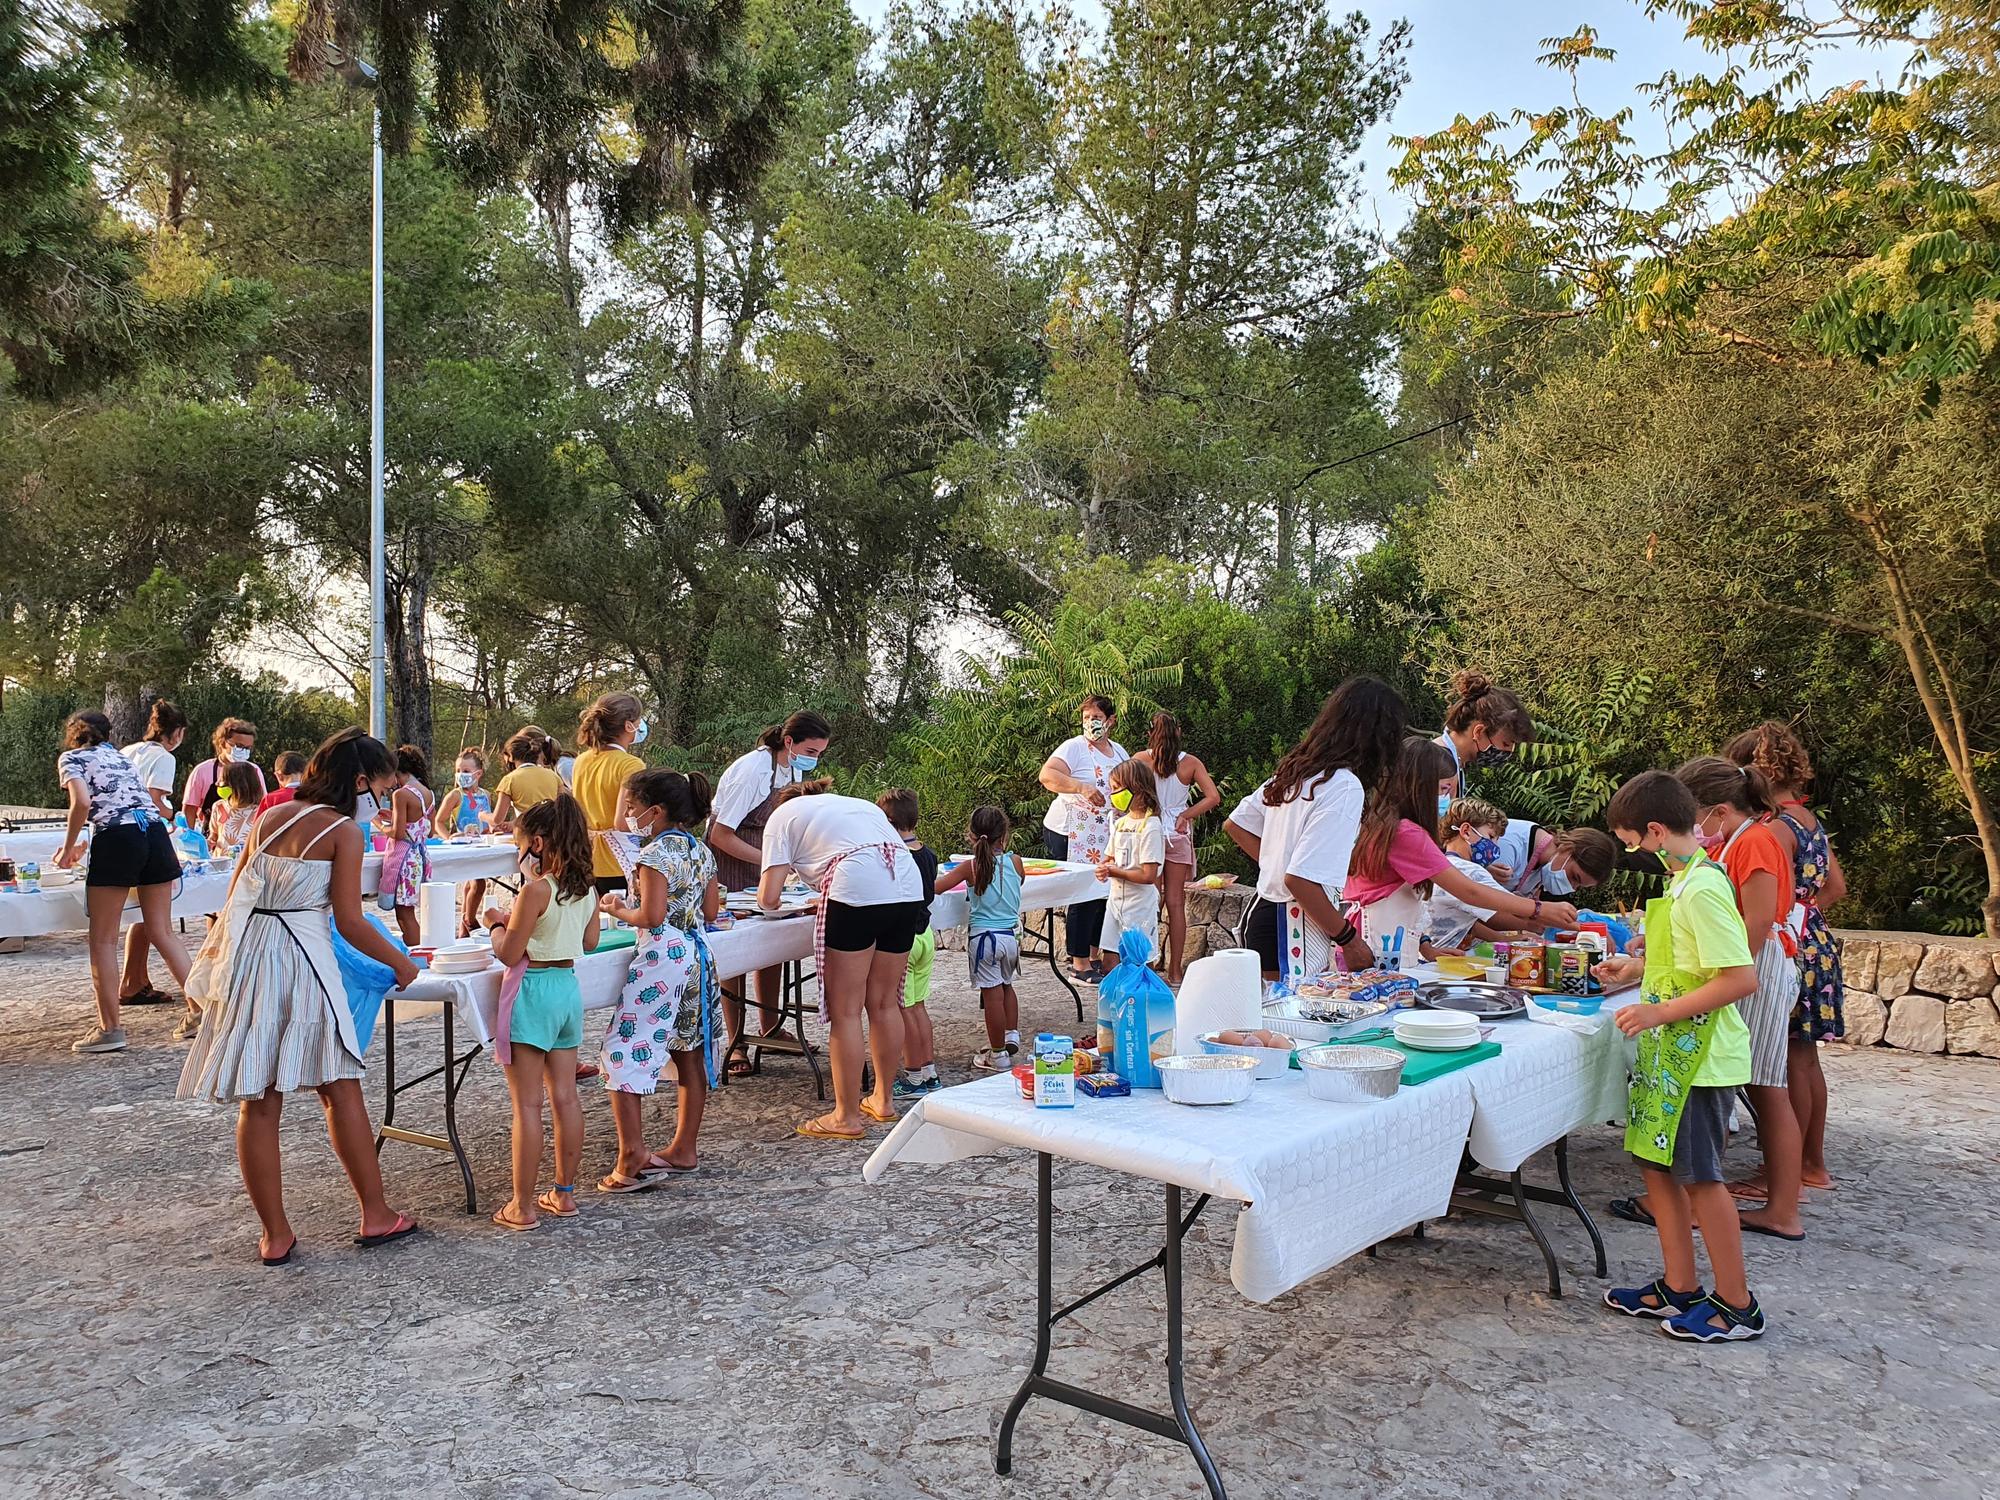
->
xmin=861 ymin=1100 xmax=898 ymax=1125
xmin=795 ymin=1116 xmax=866 ymax=1142
xmin=354 ymin=1213 xmax=420 ymax=1248
xmin=260 ymin=1235 xmax=297 ymax=1267
xmin=492 ymin=1205 xmax=538 ymax=1232
xmin=639 ymin=1156 xmax=697 ymax=1177
xmin=1607 ymin=1196 xmax=1657 ymax=1228
xmin=596 ymin=1171 xmax=654 ymax=1194
xmin=725 ymin=1042 xmax=755 ymax=1079
xmin=122 ymin=985 xmax=175 ymax=1007
xmin=537 ymin=1187 xmax=578 ymax=1218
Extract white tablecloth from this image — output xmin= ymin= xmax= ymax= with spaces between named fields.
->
xmin=929 ymin=861 xmax=1104 ymax=930
xmin=864 ymin=1069 xmax=1476 ymax=1303
xmin=0 ymin=827 xmax=65 ymax=865
xmin=0 ymin=839 xmax=523 ymax=939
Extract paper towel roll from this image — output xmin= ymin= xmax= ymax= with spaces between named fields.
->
xmin=1174 ymin=946 xmax=1264 ymax=1054
xmin=419 ymin=881 xmax=458 ymax=949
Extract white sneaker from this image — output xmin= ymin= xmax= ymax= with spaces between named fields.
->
xmin=72 ymin=1027 xmax=127 ymax=1054
xmin=971 ymin=1045 xmax=1018 ymax=1072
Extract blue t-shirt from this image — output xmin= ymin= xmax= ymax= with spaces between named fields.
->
xmin=969 ymin=856 xmax=1024 ymax=933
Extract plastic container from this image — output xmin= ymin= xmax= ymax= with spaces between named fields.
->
xmin=1298 ymin=1045 xmax=1405 ymax=1102
xmin=1033 ymin=1032 xmax=1076 ymax=1108
xmin=1533 ymin=995 xmax=1606 ymax=1017
xmin=1155 ymin=1053 xmax=1256 ymax=1106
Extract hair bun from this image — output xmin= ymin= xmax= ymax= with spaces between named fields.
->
xmin=1450 ymin=669 xmax=1491 ymax=702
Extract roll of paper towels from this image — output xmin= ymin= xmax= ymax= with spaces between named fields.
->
xmin=1175 ymin=947 xmax=1264 ymax=1055
xmin=419 ymin=881 xmax=458 ymax=950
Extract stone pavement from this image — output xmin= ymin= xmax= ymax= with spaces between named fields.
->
xmin=3 ymin=928 xmax=1997 ymax=1499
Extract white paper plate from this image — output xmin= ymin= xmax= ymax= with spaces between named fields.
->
xmin=1395 ymin=1032 xmax=1482 ymax=1052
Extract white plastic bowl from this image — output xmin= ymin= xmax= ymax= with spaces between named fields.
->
xmin=1197 ymin=1032 xmax=1294 ymax=1079
xmin=1155 ymin=1053 xmax=1257 ymax=1106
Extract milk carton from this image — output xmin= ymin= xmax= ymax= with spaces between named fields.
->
xmin=1032 ymin=1032 xmax=1076 ymax=1109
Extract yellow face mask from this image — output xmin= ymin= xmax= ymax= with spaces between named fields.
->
xmin=1109 ymin=787 xmax=1133 ymax=814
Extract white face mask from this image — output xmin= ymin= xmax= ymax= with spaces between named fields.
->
xmin=353 ymin=788 xmax=381 ymax=826
xmin=230 ymin=746 xmax=252 ymax=763
xmin=626 ymin=813 xmax=658 ymax=839
xmin=456 ymin=771 xmax=477 ymax=788
xmin=1541 ymin=859 xmax=1573 ymax=896
xmin=1083 ymin=718 xmax=1107 ymax=740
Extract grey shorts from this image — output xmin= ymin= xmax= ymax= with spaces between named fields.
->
xmin=969 ymin=930 xmax=1021 ymax=988
xmin=1636 ymin=1085 xmax=1733 ymax=1185
xmin=1739 ymin=942 xmax=1796 ymax=1088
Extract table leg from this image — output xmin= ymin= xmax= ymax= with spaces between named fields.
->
xmin=743 ymin=960 xmax=826 ymax=1101
xmin=1163 ymin=1183 xmax=1225 ymax=1497
xmin=1028 ymin=910 xmax=1084 ymax=1024
xmin=1510 ymin=1168 xmax=1562 ymax=1298
xmin=1453 ymin=1151 xmax=1572 ymax=1298
xmin=442 ymin=1001 xmax=477 ymax=1214
xmin=377 ymin=994 xmax=487 ymax=1214
xmin=377 ymin=992 xmax=398 ymax=1146
xmin=994 ymin=1152 xmax=1054 ymax=1477
xmin=1555 ymin=1136 xmax=1607 ymax=1277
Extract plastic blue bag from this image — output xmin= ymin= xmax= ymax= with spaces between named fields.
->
xmin=331 ymin=911 xmax=409 ymax=1052
xmin=1097 ymin=928 xmax=1175 ymax=1090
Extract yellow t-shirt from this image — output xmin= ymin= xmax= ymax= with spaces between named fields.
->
xmin=1669 ymin=858 xmax=1755 ymax=1088
xmin=572 ymin=747 xmax=644 ymax=878
xmin=497 ymin=764 xmax=563 ymax=815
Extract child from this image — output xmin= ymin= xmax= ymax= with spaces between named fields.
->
xmin=1425 ymin=797 xmax=1512 ymax=950
xmin=205 ymin=760 xmax=264 ymax=857
xmin=1678 ymin=755 xmax=1806 ymax=1243
xmin=1094 ymin=759 xmax=1164 ymax=971
xmin=381 ymin=744 xmax=433 ymax=946
xmin=937 ymin=805 xmax=1026 ymax=1071
xmin=434 ymin=748 xmax=494 ymax=837
xmin=595 ymin=768 xmax=721 ymax=1190
xmin=479 ymin=795 xmax=602 ymax=1230
xmin=877 ymin=788 xmax=941 ymax=1098
xmin=177 ymin=728 xmax=421 ymax=1265
xmin=1347 ymin=738 xmax=1576 ymax=962
xmin=1596 ymin=770 xmax=1765 ymax=1342
xmin=254 ymin=752 xmax=308 ymax=816
xmin=491 ymin=727 xmax=564 ymax=832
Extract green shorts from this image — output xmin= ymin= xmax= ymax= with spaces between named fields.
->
xmin=511 ymin=966 xmax=584 ymax=1053
xmin=902 ymin=926 xmax=936 ymax=1008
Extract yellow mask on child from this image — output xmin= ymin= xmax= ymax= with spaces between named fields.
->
xmin=1109 ymin=787 xmax=1133 ymax=814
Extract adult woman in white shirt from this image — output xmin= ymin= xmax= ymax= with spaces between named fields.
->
xmin=709 ymin=710 xmax=832 ymax=1072
xmin=758 ymin=784 xmax=925 ymax=1141
xmin=117 ymin=699 xmax=189 ymax=1011
xmin=1036 ymin=695 xmax=1127 ymax=981
xmin=1251 ymin=676 xmax=1407 ymax=985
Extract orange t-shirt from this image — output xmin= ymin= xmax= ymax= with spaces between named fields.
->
xmin=1722 ymin=819 xmax=1795 ymax=949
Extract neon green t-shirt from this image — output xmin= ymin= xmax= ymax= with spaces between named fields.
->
xmin=1668 ymin=858 xmax=1755 ymax=1088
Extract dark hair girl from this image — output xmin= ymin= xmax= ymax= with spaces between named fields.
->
xmin=518 ymin=794 xmax=595 ymax=904
xmin=1264 ymin=675 xmax=1407 ymax=808
xmin=625 ymin=767 xmax=714 ymax=828
xmin=758 ymin=710 xmax=833 ymax=754
xmin=297 ymin=729 xmax=396 ymax=818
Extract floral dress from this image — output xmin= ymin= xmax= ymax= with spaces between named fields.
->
xmin=1777 ymin=807 xmax=1844 ymax=1041
xmin=602 ymin=830 xmax=721 ymax=1093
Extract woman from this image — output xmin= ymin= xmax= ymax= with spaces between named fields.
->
xmin=1134 ymin=712 xmax=1221 ymax=985
xmin=1725 ymin=722 xmax=1845 ymax=1194
xmin=182 ymin=717 xmax=266 ymax=825
xmin=708 ymin=710 xmax=832 ymax=1071
xmin=758 ymin=781 xmax=925 ymax=1141
xmin=1036 ymin=696 xmax=1128 ymax=981
xmin=1434 ymin=670 xmax=1534 ymax=800
xmin=571 ymin=694 xmax=648 ymax=897
xmin=1253 ymin=676 xmax=1408 ymax=984
xmin=116 ymin=699 xmax=188 ymax=1012
xmin=53 ymin=710 xmax=192 ymax=1053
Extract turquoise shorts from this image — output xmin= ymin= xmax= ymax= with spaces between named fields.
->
xmin=902 ymin=926 xmax=936 ymax=1008
xmin=511 ymin=966 xmax=584 ymax=1053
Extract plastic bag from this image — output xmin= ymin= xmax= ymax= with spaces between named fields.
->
xmin=331 ymin=911 xmax=409 ymax=1052
xmin=1097 ymin=928 xmax=1175 ymax=1090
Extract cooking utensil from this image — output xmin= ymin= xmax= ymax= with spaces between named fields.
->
xmin=1415 ymin=982 xmax=1529 ymax=1020
xmin=1297 ymin=1045 xmax=1404 ymax=1102
xmin=1155 ymin=1053 xmax=1257 ymax=1105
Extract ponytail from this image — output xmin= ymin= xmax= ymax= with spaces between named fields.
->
xmin=969 ymin=805 xmax=1010 ymax=895
xmin=519 ymin=793 xmax=594 ymax=902
xmin=1149 ymin=711 xmax=1183 ymax=783
xmin=1676 ymin=754 xmax=1782 ymax=819
xmin=577 ymin=694 xmax=642 ymax=750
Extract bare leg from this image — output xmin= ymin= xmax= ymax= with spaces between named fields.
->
xmin=1790 ymin=1039 xmax=1833 ymax=1186
xmin=459 ymin=879 xmax=487 ymax=939
xmin=1641 ymin=1166 xmax=1701 ymax=1294
xmin=754 ymin=964 xmax=785 ymax=1037
xmin=135 ymin=880 xmax=190 ymax=993
xmin=1737 ymin=1082 xmax=1806 ymax=1237
xmin=1000 ymin=984 xmax=1019 ymax=1037
xmin=394 ymin=904 xmax=420 ymax=947
xmin=501 ymin=1044 xmax=548 ymax=1225
xmin=119 ymin=921 xmax=155 ymax=999
xmin=723 ymin=983 xmax=747 ymax=1058
xmin=810 ymin=947 xmax=874 ymax=1134
xmin=83 ymin=886 xmax=128 ymax=1033
xmin=901 ymin=1002 xmax=934 ymax=1071
xmin=543 ymin=1048 xmax=582 ymax=1214
xmin=236 ymin=1089 xmax=292 ymax=1259
xmin=981 ymin=988 xmax=1005 ymax=1050
xmin=1162 ymin=860 xmax=1192 ymax=985
xmin=1687 ymin=1180 xmax=1750 ymax=1306
xmin=863 ymin=949 xmax=909 ymax=1118
xmin=316 ymin=1078 xmax=408 ymax=1238
xmin=608 ymin=1090 xmax=651 ymax=1178
xmin=664 ymin=1051 xmax=705 ymax=1169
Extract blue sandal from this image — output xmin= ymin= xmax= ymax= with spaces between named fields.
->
xmin=1662 ymin=1292 xmax=1767 ymax=1342
xmin=1603 ymin=1278 xmax=1704 ymax=1319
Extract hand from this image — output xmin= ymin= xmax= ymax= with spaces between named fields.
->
xmin=1175 ymin=812 xmax=1193 ymax=836
xmin=1594 ymin=955 xmax=1643 ymax=988
xmin=1615 ymin=1004 xmax=1661 ymax=1038
xmin=479 ymin=906 xmax=505 ymax=931
xmin=1540 ymin=900 xmax=1580 ymax=928
xmin=392 ymin=958 xmax=422 ymax=991
xmin=1094 ymin=863 xmax=1111 ymax=883
xmin=1339 ymin=933 xmax=1376 ymax=971
xmin=1486 ymin=861 xmax=1513 ymax=884
xmin=597 ymin=893 xmax=622 ymax=917
xmin=55 ymin=847 xmax=79 ymax=870
xmin=1083 ymin=787 xmax=1106 ymax=809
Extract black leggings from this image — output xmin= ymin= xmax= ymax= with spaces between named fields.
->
xmin=1044 ymin=829 xmax=1106 ymax=960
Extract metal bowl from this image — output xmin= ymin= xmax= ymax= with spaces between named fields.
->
xmin=1155 ymin=1053 xmax=1258 ymax=1106
xmin=1297 ymin=1045 xmax=1405 ymax=1103
xmin=1415 ymin=981 xmax=1529 ymax=1020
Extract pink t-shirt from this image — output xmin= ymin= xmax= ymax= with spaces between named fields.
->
xmin=1344 ymin=819 xmax=1452 ymax=906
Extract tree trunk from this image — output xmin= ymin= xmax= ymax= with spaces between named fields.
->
xmin=384 ymin=562 xmax=435 ymax=761
xmin=102 ymin=682 xmax=141 ymax=745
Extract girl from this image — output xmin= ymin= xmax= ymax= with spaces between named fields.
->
xmin=938 ymin=806 xmax=1028 ymax=1071
xmin=1725 ymin=722 xmax=1845 ymax=1194
xmin=1095 ymin=758 xmax=1165 ymax=969
xmin=1435 ymin=670 xmax=1534 ymax=800
xmin=875 ymin=788 xmax=941 ymax=1099
xmin=1677 ymin=755 xmax=1806 ymax=1241
xmin=479 ymin=795 xmax=602 ymax=1229
xmin=183 ymin=717 xmax=265 ymax=825
xmin=53 ymin=710 xmax=192 ymax=1054
xmin=1346 ymin=738 xmax=1578 ymax=961
xmin=177 ymin=728 xmax=421 ymax=1265
xmin=380 ymin=744 xmax=433 ymax=946
xmin=595 ymin=769 xmax=721 ymax=1191
xmin=205 ymin=760 xmax=264 ymax=857
xmin=572 ymin=694 xmax=648 ymax=896
xmin=491 ymin=726 xmax=564 ymax=833
xmin=116 ymin=698 xmax=188 ymax=1013
xmin=1134 ymin=712 xmax=1222 ymax=986
xmin=433 ymin=748 xmax=493 ymax=838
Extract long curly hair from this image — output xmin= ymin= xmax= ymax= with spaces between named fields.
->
xmin=1722 ymin=721 xmax=1814 ymax=796
xmin=1264 ymin=676 xmax=1407 ymax=808
xmin=519 ymin=794 xmax=595 ymax=902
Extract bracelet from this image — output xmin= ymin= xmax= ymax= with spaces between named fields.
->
xmin=1334 ymin=920 xmax=1358 ymax=946
xmin=1532 ymin=899 xmax=1543 ymax=923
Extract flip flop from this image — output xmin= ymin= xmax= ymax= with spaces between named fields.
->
xmin=491 ymin=1206 xmax=538 ymax=1232
xmin=260 ymin=1237 xmax=297 ymax=1267
xmin=597 ymin=1171 xmax=655 ymax=1194
xmin=639 ymin=1158 xmax=697 ymax=1178
xmin=1608 ymin=1197 xmax=1657 ymax=1228
xmin=1725 ymin=1180 xmax=1769 ymax=1202
xmin=795 ymin=1118 xmax=866 ymax=1142
xmin=1740 ymin=1220 xmax=1807 ymax=1242
xmin=354 ymin=1214 xmax=420 ymax=1248
xmin=575 ymin=1063 xmax=601 ymax=1081
xmin=537 ymin=1189 xmax=578 ymax=1218
xmin=860 ymin=1101 xmax=898 ymax=1125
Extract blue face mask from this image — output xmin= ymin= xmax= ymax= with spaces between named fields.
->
xmin=791 ymin=752 xmax=819 ymax=773
xmin=1469 ymin=835 xmax=1502 ymax=866
xmin=631 ymin=718 xmax=649 ymax=746
xmin=1437 ymin=793 xmax=1452 ymax=820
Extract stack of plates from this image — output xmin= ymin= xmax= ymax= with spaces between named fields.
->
xmin=429 ymin=940 xmax=495 ymax=976
xmin=1393 ymin=1008 xmax=1482 ymax=1052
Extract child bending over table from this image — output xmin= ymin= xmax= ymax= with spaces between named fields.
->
xmin=938 ymin=805 xmax=1026 ymax=1072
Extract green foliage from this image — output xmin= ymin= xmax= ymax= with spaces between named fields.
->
xmin=1477 ymin=670 xmax=1660 ymax=826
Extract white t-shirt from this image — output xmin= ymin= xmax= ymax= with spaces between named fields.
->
xmin=1226 ymin=780 xmax=1270 ymax=839
xmin=556 ymin=755 xmax=576 ymax=786
xmin=121 ymin=741 xmax=176 ymax=798
xmin=761 ymin=794 xmax=922 ymax=906
xmin=712 ymin=746 xmax=799 ymax=832
xmin=1253 ymin=769 xmax=1364 ymax=905
xmin=1427 ymin=853 xmax=1505 ymax=947
xmin=1041 ymin=735 xmax=1128 ymax=836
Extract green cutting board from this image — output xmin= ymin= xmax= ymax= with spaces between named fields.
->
xmin=594 ymin=928 xmax=637 ymax=952
xmin=1355 ymin=1036 xmax=1500 ymax=1084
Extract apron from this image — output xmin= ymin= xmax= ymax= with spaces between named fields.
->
xmin=809 ymin=842 xmax=906 ymax=1023
xmin=1061 ymin=755 xmax=1115 ymax=867
xmin=1354 ymin=884 xmax=1429 ymax=973
xmin=709 ymin=752 xmax=792 ymax=891
xmin=1624 ymin=854 xmax=1727 ymax=1166
xmin=1279 ymin=900 xmax=1335 ymax=987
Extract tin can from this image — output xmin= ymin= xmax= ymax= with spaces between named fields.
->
xmin=1491 ymin=941 xmax=1512 ymax=971
xmin=0 ymin=856 xmax=15 ymax=891
xmin=1507 ymin=942 xmax=1544 ymax=988
xmin=1548 ymin=944 xmax=1591 ymax=995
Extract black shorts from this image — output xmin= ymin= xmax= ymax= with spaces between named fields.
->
xmin=593 ymin=875 xmax=627 ymax=897
xmin=1240 ymin=894 xmax=1281 ymax=975
xmin=822 ymin=899 xmax=928 ymax=954
xmin=86 ymin=820 xmax=181 ymax=889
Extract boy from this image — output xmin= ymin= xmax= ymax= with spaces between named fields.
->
xmin=1595 ymin=770 xmax=1766 ymax=1342
xmin=877 ymin=789 xmax=942 ymax=1097
xmin=1426 ymin=797 xmax=1512 ymax=950
xmin=255 ymin=752 xmax=308 ymax=816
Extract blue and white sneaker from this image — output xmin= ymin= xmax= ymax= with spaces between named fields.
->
xmin=891 ymin=1074 xmax=929 ymax=1100
xmin=1661 ymin=1293 xmax=1767 ymax=1343
xmin=1603 ymin=1279 xmax=1706 ymax=1320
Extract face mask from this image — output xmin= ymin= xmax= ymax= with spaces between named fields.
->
xmin=790 ymin=752 xmax=819 ymax=773
xmin=1540 ymin=860 xmax=1574 ymax=896
xmin=625 ymin=813 xmax=658 ymax=839
xmin=1469 ymin=835 xmax=1502 ymax=866
xmin=1109 ymin=787 xmax=1134 ymax=814
xmin=517 ymin=848 xmax=540 ymax=876
xmin=632 ymin=718 xmax=649 ymax=747
xmin=230 ymin=746 xmax=251 ymax=763
xmin=282 ymin=777 xmax=301 ymax=789
xmin=354 ymin=789 xmax=380 ymax=826
xmin=1083 ymin=718 xmax=1107 ymax=739
xmin=1473 ymin=746 xmax=1513 ymax=769
xmin=1437 ymin=793 xmax=1452 ymax=819
xmin=456 ymin=771 xmax=477 ymax=788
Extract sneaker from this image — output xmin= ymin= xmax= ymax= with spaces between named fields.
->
xmin=971 ymin=1045 xmax=1019 ymax=1072
xmin=1603 ymin=1278 xmax=1705 ymax=1320
xmin=1661 ymin=1292 xmax=1767 ymax=1343
xmin=920 ymin=1074 xmax=945 ymax=1094
xmin=171 ymin=1012 xmax=202 ymax=1042
xmin=72 ymin=1026 xmax=128 ymax=1054
xmin=892 ymin=1074 xmax=929 ymax=1099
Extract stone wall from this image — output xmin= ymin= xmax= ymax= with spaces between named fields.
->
xmin=1836 ymin=929 xmax=2000 ymax=1058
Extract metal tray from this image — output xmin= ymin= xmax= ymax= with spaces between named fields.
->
xmin=1415 ymin=981 xmax=1530 ymax=1020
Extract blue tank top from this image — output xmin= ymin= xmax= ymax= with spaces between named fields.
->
xmin=455 ymin=789 xmax=491 ymax=833
xmin=969 ymin=856 xmax=1024 ymax=933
